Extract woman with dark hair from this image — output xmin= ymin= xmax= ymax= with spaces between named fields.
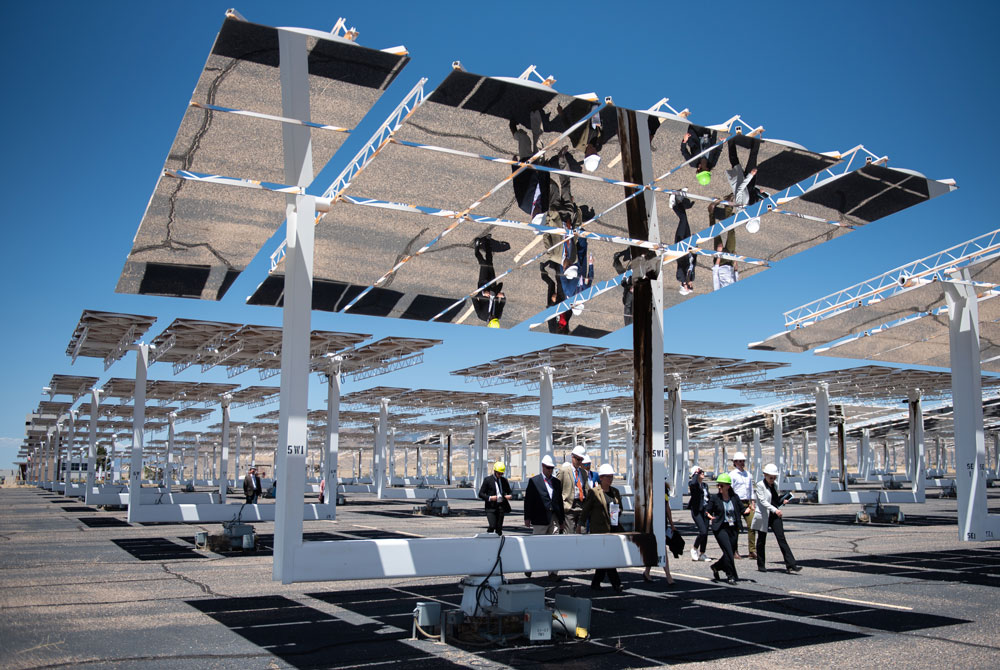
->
xmin=643 ymin=480 xmax=676 ymax=584
xmin=688 ymin=466 xmax=710 ymax=561
xmin=704 ymin=473 xmax=745 ymax=584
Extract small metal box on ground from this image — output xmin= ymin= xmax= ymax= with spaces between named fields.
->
xmin=523 ymin=609 xmax=552 ymax=641
xmin=554 ymin=593 xmax=592 ymax=639
xmin=497 ymin=583 xmax=545 ymax=613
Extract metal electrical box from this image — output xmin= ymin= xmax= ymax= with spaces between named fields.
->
xmin=554 ymin=593 xmax=592 ymax=639
xmin=497 ymin=583 xmax=545 ymax=614
xmin=523 ymin=609 xmax=552 ymax=641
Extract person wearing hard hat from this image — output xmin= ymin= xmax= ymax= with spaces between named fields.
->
xmin=581 ymin=454 xmax=599 ymax=486
xmin=478 ymin=461 xmax=512 ymax=535
xmin=704 ymin=472 xmax=746 ymax=584
xmin=728 ymin=451 xmax=756 ymax=560
xmin=556 ymin=445 xmax=591 ymax=534
xmin=523 ymin=454 xmax=565 ymax=579
xmin=581 ymin=463 xmax=625 ymax=592
xmin=752 ymin=463 xmax=802 ymax=574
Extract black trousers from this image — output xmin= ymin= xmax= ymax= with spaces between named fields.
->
xmin=691 ymin=511 xmax=709 ymax=553
xmin=756 ymin=515 xmax=796 ymax=570
xmin=592 ymin=567 xmax=621 ymax=589
xmin=711 ymin=525 xmax=739 ymax=580
xmin=486 ymin=509 xmax=506 ymax=535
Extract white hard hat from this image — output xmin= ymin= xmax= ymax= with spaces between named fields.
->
xmin=571 ymin=301 xmax=584 ymax=316
xmin=597 ymin=463 xmax=615 ymax=477
xmin=762 ymin=463 xmax=779 ymax=476
xmin=745 ymin=216 xmax=760 ymax=234
xmin=581 ymin=454 xmax=592 ymax=464
xmin=564 ymin=265 xmax=579 ymax=280
xmin=571 ymin=445 xmax=587 ymax=458
xmin=732 ymin=451 xmax=746 ymax=461
xmin=584 ymin=154 xmax=601 ymax=172
xmin=541 ymin=455 xmax=555 ymax=467
xmin=690 ymin=465 xmax=702 ymax=475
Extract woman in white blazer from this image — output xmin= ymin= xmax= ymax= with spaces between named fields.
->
xmin=751 ymin=464 xmax=801 ymax=574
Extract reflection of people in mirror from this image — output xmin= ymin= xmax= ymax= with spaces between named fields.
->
xmin=709 ymin=199 xmax=737 ymax=291
xmin=681 ymin=124 xmax=722 ymax=186
xmin=472 ymin=234 xmax=510 ymax=325
xmin=613 ymin=248 xmax=633 ymax=326
xmin=671 ymin=190 xmax=697 ymax=295
xmin=725 ymin=137 xmax=763 ymax=207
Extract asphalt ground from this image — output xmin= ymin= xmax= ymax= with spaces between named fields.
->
xmin=2 ymin=486 xmax=999 ymax=669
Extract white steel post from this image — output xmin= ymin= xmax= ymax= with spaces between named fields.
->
xmin=752 ymin=427 xmax=762 ymax=482
xmin=324 ymin=357 xmax=341 ymax=517
xmin=438 ymin=434 xmax=445 ymax=479
xmin=193 ymin=435 xmax=201 ymax=484
xmin=861 ymin=429 xmax=871 ymax=479
xmin=908 ymin=390 xmax=926 ymax=498
xmin=375 ymin=399 xmax=389 ymax=498
xmin=251 ymin=434 xmax=257 ymax=467
xmin=945 ymin=276 xmax=998 ymax=541
xmin=600 ymin=406 xmax=610 ymax=468
xmin=773 ymin=409 xmax=784 ymax=486
xmin=476 ymin=403 xmax=489 ymax=483
xmin=539 ymin=367 xmax=554 ymax=464
xmin=274 ymin=27 xmax=315 ymax=584
xmin=219 ymin=395 xmax=232 ymax=499
xmin=126 ymin=344 xmax=149 ymax=523
xmin=520 ymin=426 xmax=528 ymax=480
xmin=234 ymin=425 xmax=242 ymax=488
xmin=815 ymin=384 xmax=831 ymax=504
xmin=667 ymin=376 xmax=683 ymax=510
xmin=166 ymin=412 xmax=176 ymax=493
xmin=625 ymin=418 xmax=634 ymax=484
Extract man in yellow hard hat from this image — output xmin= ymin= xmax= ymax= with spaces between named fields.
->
xmin=478 ymin=460 xmax=512 ymax=535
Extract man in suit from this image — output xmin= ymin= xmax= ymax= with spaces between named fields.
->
xmin=581 ymin=463 xmax=624 ymax=592
xmin=752 ymin=463 xmax=802 ymax=574
xmin=524 ymin=455 xmax=564 ymax=535
xmin=478 ymin=461 xmax=512 ymax=535
xmin=523 ymin=454 xmax=564 ymax=579
xmin=556 ymin=446 xmax=591 ymax=534
xmin=243 ymin=466 xmax=261 ymax=504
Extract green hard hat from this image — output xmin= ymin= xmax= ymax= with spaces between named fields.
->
xmin=696 ymin=170 xmax=711 ymax=186
xmin=716 ymin=473 xmax=732 ymax=485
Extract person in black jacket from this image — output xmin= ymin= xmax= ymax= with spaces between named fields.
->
xmin=704 ymin=472 xmax=745 ymax=584
xmin=524 ymin=455 xmax=564 ymax=535
xmin=479 ymin=461 xmax=512 ymax=535
xmin=688 ymin=466 xmax=711 ymax=561
xmin=243 ymin=466 xmax=261 ymax=504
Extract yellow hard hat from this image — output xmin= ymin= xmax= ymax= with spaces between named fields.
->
xmin=487 ymin=318 xmax=500 ymax=328
xmin=494 ymin=461 xmax=506 ymax=473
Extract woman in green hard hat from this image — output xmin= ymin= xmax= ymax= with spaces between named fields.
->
xmin=704 ymin=472 xmax=746 ymax=584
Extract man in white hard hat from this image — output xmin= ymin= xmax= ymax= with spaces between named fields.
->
xmin=557 ymin=445 xmax=591 ymax=534
xmin=751 ymin=463 xmax=801 ymax=573
xmin=581 ymin=463 xmax=625 ymax=591
xmin=523 ymin=454 xmax=564 ymax=578
xmin=728 ymin=451 xmax=756 ymax=559
xmin=581 ymin=453 xmax=599 ymax=486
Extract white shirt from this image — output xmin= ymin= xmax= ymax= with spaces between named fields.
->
xmin=729 ymin=467 xmax=754 ymax=502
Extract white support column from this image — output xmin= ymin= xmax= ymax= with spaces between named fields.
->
xmin=625 ymin=418 xmax=634 ymax=484
xmin=109 ymin=435 xmax=118 ymax=484
xmin=126 ymin=344 xmax=149 ymax=524
xmin=539 ymin=367 xmax=554 ymax=465
xmin=273 ymin=26 xmax=315 ymax=584
xmin=599 ymin=406 xmax=610 ymax=466
xmin=476 ymin=402 xmax=489 ymax=484
xmin=713 ymin=442 xmax=720 ymax=476
xmin=520 ymin=427 xmax=528 ymax=480
xmin=193 ymin=435 xmax=201 ymax=484
xmin=692 ymin=440 xmax=699 ymax=472
xmin=861 ymin=429 xmax=871 ymax=480
xmin=802 ymin=431 xmax=810 ymax=479
xmin=375 ymin=399 xmax=389 ymax=498
xmin=681 ymin=412 xmax=690 ymax=481
xmin=417 ymin=446 xmax=424 ymax=478
xmin=219 ymin=395 xmax=232 ymax=499
xmin=438 ymin=434 xmax=445 ymax=479
xmin=165 ymin=412 xmax=176 ymax=493
xmin=666 ymin=375 xmax=683 ymax=510
xmin=389 ymin=429 xmax=397 ymax=482
xmin=908 ymin=389 xmax=926 ymax=498
xmin=324 ymin=356 xmax=341 ymax=516
xmin=773 ymin=410 xmax=784 ymax=486
xmin=752 ymin=427 xmax=762 ymax=482
xmin=211 ymin=443 xmax=218 ymax=482
xmin=945 ymin=276 xmax=999 ymax=541
xmin=251 ymin=435 xmax=257 ymax=468
xmin=233 ymin=425 xmax=242 ymax=488
xmin=815 ymin=384 xmax=832 ymax=504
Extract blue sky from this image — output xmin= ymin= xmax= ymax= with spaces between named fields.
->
xmin=2 ymin=1 xmax=997 ymax=470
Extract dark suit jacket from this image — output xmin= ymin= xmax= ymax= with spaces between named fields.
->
xmin=523 ymin=473 xmax=564 ymax=526
xmin=705 ymin=492 xmax=745 ymax=533
xmin=243 ymin=474 xmax=261 ymax=497
xmin=689 ymin=475 xmax=709 ymax=515
xmin=581 ymin=485 xmax=623 ymax=534
xmin=478 ymin=474 xmax=512 ymax=512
